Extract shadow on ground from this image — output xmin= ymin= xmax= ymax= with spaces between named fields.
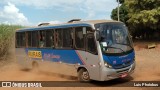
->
xmin=90 ymin=76 xmax=134 ymax=87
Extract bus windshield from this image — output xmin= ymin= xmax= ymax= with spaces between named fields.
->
xmin=95 ymin=22 xmax=133 ymax=55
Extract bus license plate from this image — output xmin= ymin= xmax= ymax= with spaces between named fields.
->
xmin=120 ymin=73 xmax=128 ymax=78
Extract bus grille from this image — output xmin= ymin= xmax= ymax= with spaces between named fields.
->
xmin=113 ymin=61 xmax=132 ymax=69
xmin=116 ymin=68 xmax=130 ymax=74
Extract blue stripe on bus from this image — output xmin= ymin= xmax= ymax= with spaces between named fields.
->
xmin=17 ymin=23 xmax=92 ymax=32
xmin=25 ymin=48 xmax=84 ymax=65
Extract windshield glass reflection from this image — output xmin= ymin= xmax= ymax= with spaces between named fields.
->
xmin=95 ymin=23 xmax=133 ymax=54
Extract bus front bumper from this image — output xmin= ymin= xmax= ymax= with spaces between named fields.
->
xmin=100 ymin=61 xmax=136 ymax=81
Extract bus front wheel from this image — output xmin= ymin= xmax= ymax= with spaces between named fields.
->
xmin=78 ymin=68 xmax=90 ymax=82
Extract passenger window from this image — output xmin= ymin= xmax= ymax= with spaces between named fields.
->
xmin=55 ymin=28 xmax=73 ymax=48
xmin=63 ymin=28 xmax=72 ymax=48
xmin=39 ymin=31 xmax=46 ymax=48
xmin=16 ymin=32 xmax=26 ymax=47
xmin=86 ymin=34 xmax=97 ymax=54
xmin=27 ymin=32 xmax=32 ymax=47
xmin=46 ymin=30 xmax=54 ymax=48
xmin=75 ymin=27 xmax=84 ymax=49
xmin=55 ymin=29 xmax=63 ymax=48
xmin=32 ymin=31 xmax=38 ymax=47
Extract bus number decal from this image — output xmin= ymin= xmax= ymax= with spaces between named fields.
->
xmin=28 ymin=51 xmax=42 ymax=58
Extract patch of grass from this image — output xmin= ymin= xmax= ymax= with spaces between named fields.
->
xmin=0 ymin=24 xmax=23 ymax=60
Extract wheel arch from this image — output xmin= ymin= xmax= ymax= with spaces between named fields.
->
xmin=77 ymin=66 xmax=89 ymax=73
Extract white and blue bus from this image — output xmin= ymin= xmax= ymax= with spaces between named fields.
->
xmin=15 ymin=19 xmax=135 ymax=82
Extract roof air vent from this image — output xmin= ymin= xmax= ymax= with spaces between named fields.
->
xmin=38 ymin=23 xmax=50 ymax=26
xmin=68 ymin=19 xmax=81 ymax=23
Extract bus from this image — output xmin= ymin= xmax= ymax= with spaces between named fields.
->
xmin=15 ymin=19 xmax=135 ymax=82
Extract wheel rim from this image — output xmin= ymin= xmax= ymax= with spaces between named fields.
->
xmin=82 ymin=71 xmax=89 ymax=80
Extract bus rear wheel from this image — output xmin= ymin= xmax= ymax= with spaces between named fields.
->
xmin=78 ymin=68 xmax=90 ymax=82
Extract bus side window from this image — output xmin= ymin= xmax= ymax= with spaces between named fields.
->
xmin=46 ymin=30 xmax=54 ymax=48
xmin=16 ymin=32 xmax=26 ymax=47
xmin=39 ymin=31 xmax=46 ymax=48
xmin=32 ymin=31 xmax=38 ymax=47
xmin=55 ymin=28 xmax=73 ymax=49
xmin=70 ymin=30 xmax=74 ymax=48
xmin=63 ymin=28 xmax=72 ymax=48
xmin=55 ymin=29 xmax=63 ymax=48
xmin=55 ymin=30 xmax=58 ymax=47
xmin=75 ymin=27 xmax=84 ymax=50
xmin=86 ymin=34 xmax=97 ymax=54
xmin=27 ymin=32 xmax=32 ymax=47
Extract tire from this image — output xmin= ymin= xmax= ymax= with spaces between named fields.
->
xmin=78 ymin=68 xmax=90 ymax=82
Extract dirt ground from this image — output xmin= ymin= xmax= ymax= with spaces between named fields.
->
xmin=0 ymin=41 xmax=160 ymax=90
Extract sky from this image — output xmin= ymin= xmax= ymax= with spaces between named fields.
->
xmin=0 ymin=0 xmax=118 ymax=26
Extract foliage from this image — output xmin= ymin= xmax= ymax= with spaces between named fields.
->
xmin=126 ymin=0 xmax=160 ymax=28
xmin=111 ymin=4 xmax=129 ymax=24
xmin=125 ymin=0 xmax=160 ymax=39
xmin=111 ymin=0 xmax=160 ymax=39
xmin=0 ymin=24 xmax=23 ymax=60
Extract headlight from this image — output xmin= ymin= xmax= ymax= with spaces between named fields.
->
xmin=104 ymin=61 xmax=112 ymax=68
xmin=133 ymin=57 xmax=135 ymax=61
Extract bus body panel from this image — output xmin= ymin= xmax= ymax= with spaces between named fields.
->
xmin=25 ymin=48 xmax=84 ymax=65
xmin=15 ymin=20 xmax=136 ymax=81
xmin=103 ymin=51 xmax=135 ymax=69
xmin=16 ymin=47 xmax=135 ymax=81
xmin=100 ymin=61 xmax=135 ymax=81
xmin=16 ymin=47 xmax=105 ymax=80
xmin=16 ymin=48 xmax=102 ymax=80
xmin=85 ymin=52 xmax=100 ymax=80
xmin=99 ymin=51 xmax=135 ymax=81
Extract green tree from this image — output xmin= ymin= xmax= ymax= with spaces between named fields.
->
xmin=112 ymin=0 xmax=160 ymax=39
xmin=125 ymin=0 xmax=160 ymax=39
xmin=111 ymin=4 xmax=129 ymax=24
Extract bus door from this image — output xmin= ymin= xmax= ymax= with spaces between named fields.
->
xmin=85 ymin=33 xmax=100 ymax=80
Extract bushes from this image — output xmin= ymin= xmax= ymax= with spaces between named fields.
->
xmin=0 ymin=24 xmax=22 ymax=60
